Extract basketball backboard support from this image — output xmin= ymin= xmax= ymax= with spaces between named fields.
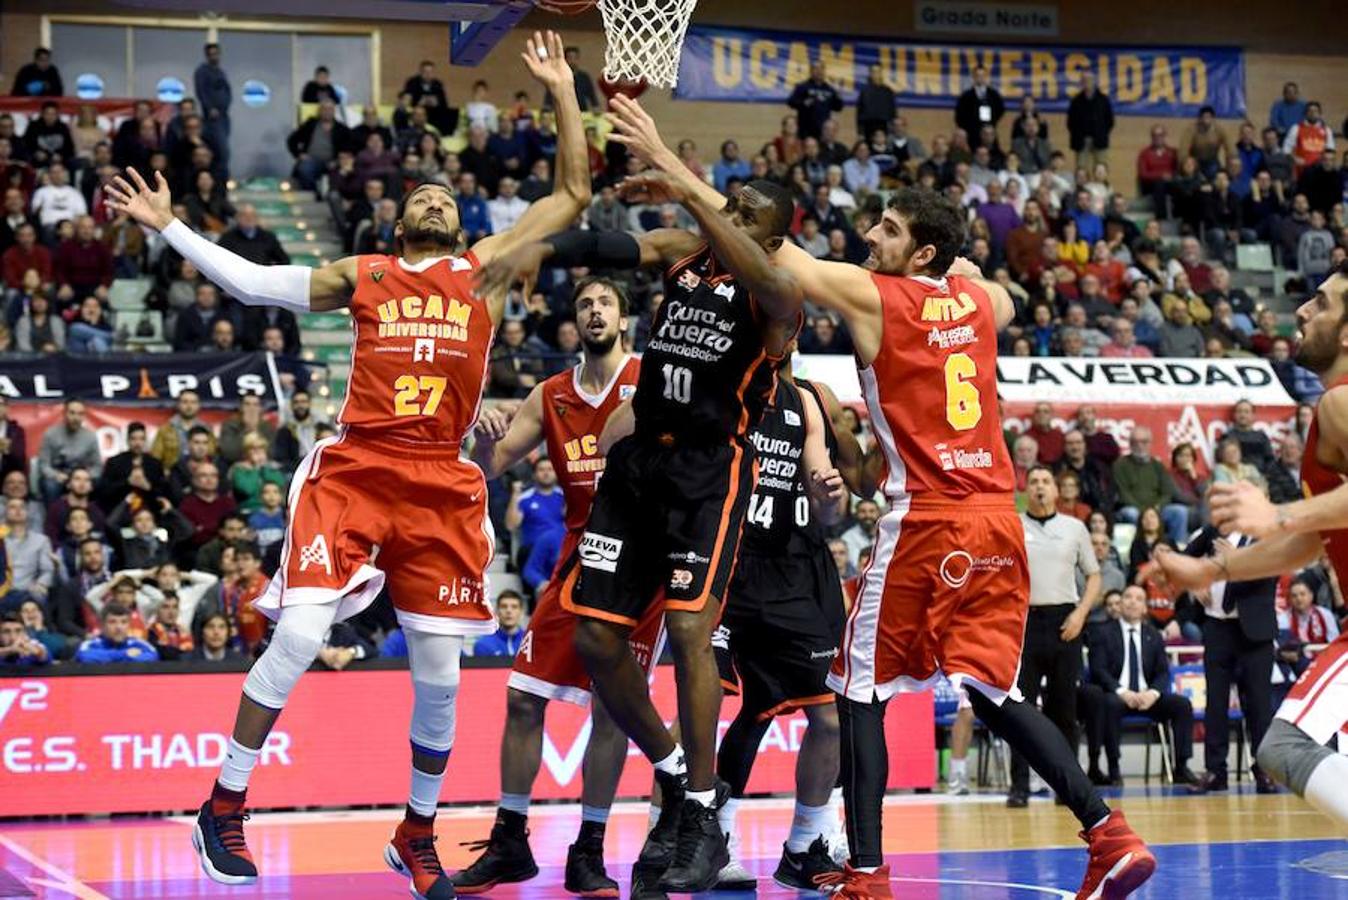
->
xmin=114 ymin=0 xmax=534 ymax=66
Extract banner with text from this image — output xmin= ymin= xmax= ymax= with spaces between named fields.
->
xmin=674 ymin=25 xmax=1245 ymax=119
xmin=0 ymin=666 xmax=934 ymax=816
xmin=0 ymin=352 xmax=282 ymax=409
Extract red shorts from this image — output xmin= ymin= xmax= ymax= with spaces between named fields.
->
xmin=509 ymin=530 xmax=667 ymax=705
xmin=829 ymin=493 xmax=1029 ymax=705
xmin=255 ymin=429 xmax=496 ymax=635
xmin=1276 ymin=630 xmax=1348 ymax=745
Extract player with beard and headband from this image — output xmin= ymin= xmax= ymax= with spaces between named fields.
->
xmin=599 ymin=94 xmax=1154 ymax=900
xmin=476 ymin=175 xmax=803 ymax=894
xmin=454 ymin=276 xmax=666 ymax=896
xmin=1148 ymin=261 xmax=1348 ymax=837
xmin=106 ymin=31 xmax=593 ymax=900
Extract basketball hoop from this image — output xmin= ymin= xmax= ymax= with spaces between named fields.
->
xmin=536 ymin=0 xmax=698 ymax=90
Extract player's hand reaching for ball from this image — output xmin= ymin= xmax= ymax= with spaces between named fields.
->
xmin=1209 ymin=480 xmax=1283 ymax=538
xmin=617 ymin=170 xmax=691 ymax=206
xmin=521 ymin=31 xmax=570 ymax=91
xmin=606 ymin=95 xmax=671 ymax=168
xmin=104 ymin=166 xmax=174 ymax=232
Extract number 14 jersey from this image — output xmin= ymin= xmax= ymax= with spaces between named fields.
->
xmin=863 ymin=272 xmax=1014 ymax=499
xmin=341 ymin=253 xmax=496 ymax=445
xmin=634 ymin=244 xmax=779 ymax=444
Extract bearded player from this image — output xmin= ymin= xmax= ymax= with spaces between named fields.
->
xmin=454 ymin=276 xmax=666 ymax=896
xmin=107 ymin=32 xmax=592 ymax=900
xmin=602 ymin=95 xmax=1152 ymax=899
xmin=480 ymin=175 xmax=801 ymax=890
xmin=1149 ymin=261 xmax=1348 ymax=836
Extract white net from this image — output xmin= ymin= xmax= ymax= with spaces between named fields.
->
xmin=596 ymin=0 xmax=699 ymax=89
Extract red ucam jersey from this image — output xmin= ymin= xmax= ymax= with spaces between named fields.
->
xmin=340 ymin=252 xmax=495 ymax=444
xmin=862 ymin=272 xmax=1016 ymax=500
xmin=540 ymin=356 xmax=641 ymax=533
xmin=1301 ymin=377 xmax=1348 ymax=582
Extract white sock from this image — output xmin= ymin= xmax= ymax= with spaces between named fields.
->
xmin=718 ymin=796 xmax=741 ymax=837
xmin=951 ymin=758 xmax=967 ymax=779
xmin=653 ymin=745 xmax=686 ymax=777
xmin=500 ymin=792 xmax=530 ymax=816
xmin=409 ymin=765 xmax=445 ymax=817
xmin=686 ymin=788 xmax=716 ymax=808
xmin=857 ymin=865 xmax=878 ymax=874
xmin=217 ymin=738 xmax=261 ymax=792
xmin=647 ymin=804 xmax=661 ymax=830
xmin=786 ymin=801 xmax=831 ymax=853
xmin=1304 ymin=754 xmax=1348 ymax=833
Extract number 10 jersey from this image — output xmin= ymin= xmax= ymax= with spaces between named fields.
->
xmin=862 ymin=272 xmax=1015 ymax=500
xmin=341 ymin=253 xmax=495 ymax=445
xmin=634 ymin=243 xmax=779 ymax=445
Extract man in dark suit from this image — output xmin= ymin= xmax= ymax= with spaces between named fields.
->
xmin=1178 ymin=525 xmax=1279 ymax=793
xmin=1088 ymin=584 xmax=1198 ymax=785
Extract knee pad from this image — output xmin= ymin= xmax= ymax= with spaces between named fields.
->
xmin=242 ymin=616 xmax=325 ymax=710
xmin=410 ymin=677 xmax=460 ymax=756
xmin=1256 ymin=718 xmax=1332 ymax=795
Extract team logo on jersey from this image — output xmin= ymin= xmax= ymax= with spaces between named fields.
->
xmin=676 ymin=269 xmax=702 ymax=292
xmin=936 ymin=443 xmax=994 ymax=471
xmin=413 ymin=338 xmax=436 ymax=362
xmin=376 ymin=294 xmax=471 ymax=342
xmin=783 ymin=408 xmax=802 ymax=427
xmin=713 ymin=282 xmax=736 ymax=302
xmin=371 ymin=270 xmax=385 ymax=284
xmin=579 ymin=532 xmax=623 ymax=573
xmin=927 ymin=324 xmax=976 ymax=349
xmin=553 ymin=401 xmax=569 ymax=419
xmin=297 ymin=534 xmax=333 ymax=576
xmin=920 ymin=291 xmax=977 ymax=323
xmin=619 ymin=384 xmax=636 ymax=400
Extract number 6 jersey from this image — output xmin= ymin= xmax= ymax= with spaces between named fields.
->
xmin=634 ymin=244 xmax=780 ymax=444
xmin=863 ymin=272 xmax=1015 ymax=499
xmin=340 ymin=253 xmax=496 ymax=445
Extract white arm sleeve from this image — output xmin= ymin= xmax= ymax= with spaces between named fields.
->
xmin=160 ymin=218 xmax=312 ymax=314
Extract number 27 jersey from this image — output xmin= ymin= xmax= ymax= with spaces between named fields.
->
xmin=863 ymin=272 xmax=1014 ymax=499
xmin=340 ymin=253 xmax=495 ymax=445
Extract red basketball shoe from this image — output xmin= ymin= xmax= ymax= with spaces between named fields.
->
xmin=813 ymin=863 xmax=894 ymax=898
xmin=1076 ymin=810 xmax=1156 ymax=899
xmin=384 ymin=809 xmax=457 ymax=900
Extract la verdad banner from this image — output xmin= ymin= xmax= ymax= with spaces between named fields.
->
xmin=793 ymin=355 xmax=1296 ymax=466
xmin=0 ymin=666 xmax=935 ymax=816
xmin=674 ymin=25 xmax=1246 ymax=119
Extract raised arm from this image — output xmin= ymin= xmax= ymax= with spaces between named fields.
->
xmin=473 ymin=31 xmax=591 ymax=265
xmin=104 ymin=167 xmax=355 ymax=311
xmin=771 ymin=240 xmax=881 ymax=326
xmin=948 ymin=256 xmax=1014 ymax=328
xmin=606 ymin=95 xmax=728 ymax=213
xmin=471 ymin=389 xmax=544 ymax=480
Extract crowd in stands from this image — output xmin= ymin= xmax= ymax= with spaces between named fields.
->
xmin=2 ymin=45 xmax=1346 ymax=680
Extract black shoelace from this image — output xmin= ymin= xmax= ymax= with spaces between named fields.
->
xmin=213 ymin=811 xmax=250 ymax=853
xmin=408 ymin=834 xmax=444 ymax=875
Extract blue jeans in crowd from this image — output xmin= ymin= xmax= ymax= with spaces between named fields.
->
xmin=292 ymin=155 xmax=327 ymax=192
xmin=67 ymin=322 xmax=111 ymax=354
xmin=1116 ymin=504 xmax=1192 ymax=546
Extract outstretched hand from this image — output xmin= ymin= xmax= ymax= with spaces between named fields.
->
xmin=616 ymin=170 xmax=690 ymax=206
xmin=947 ymin=256 xmax=984 ymax=278
xmin=809 ymin=467 xmax=846 ymax=507
xmin=605 ymin=94 xmax=670 ymax=167
xmin=521 ymin=31 xmax=571 ymax=91
xmin=103 ymin=167 xmax=174 ymax=232
xmin=1142 ymin=545 xmax=1218 ymax=593
xmin=1209 ymin=480 xmax=1282 ymax=538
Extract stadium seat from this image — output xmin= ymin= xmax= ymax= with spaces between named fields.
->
xmin=1236 ymin=243 xmax=1275 ymax=272
xmin=107 ymin=277 xmax=153 ymax=312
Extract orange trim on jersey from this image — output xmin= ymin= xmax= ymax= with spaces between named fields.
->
xmin=754 ymin=693 xmax=835 ymax=723
xmin=720 ymin=678 xmax=741 ymax=695
xmin=557 ymin=559 xmax=640 ymax=628
xmin=664 ymin=441 xmax=747 ymax=614
xmin=734 ymin=348 xmax=770 ymax=436
xmin=666 ymin=242 xmax=708 ymax=277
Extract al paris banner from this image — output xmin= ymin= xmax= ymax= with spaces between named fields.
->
xmin=0 ymin=666 xmax=935 ymax=817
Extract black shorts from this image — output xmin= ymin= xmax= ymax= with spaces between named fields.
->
xmin=716 ymin=550 xmax=846 ymax=720
xmin=561 ymin=435 xmax=755 ymax=627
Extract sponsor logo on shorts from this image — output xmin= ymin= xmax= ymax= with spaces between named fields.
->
xmin=936 ymin=443 xmax=994 ymax=471
xmin=668 ymin=550 xmax=710 ymax=565
xmin=297 ymin=534 xmax=333 ymax=576
xmin=669 ymin=569 xmax=694 ymax=590
xmin=629 ymin=639 xmax=653 ymax=668
xmin=939 ymin=550 xmax=1016 ymax=589
xmin=578 ymin=532 xmax=623 ymax=573
xmin=927 ymin=323 xmax=976 ymax=349
xmin=810 ymin=648 xmax=838 ymax=660
xmin=438 ymin=577 xmax=485 ymax=606
xmin=711 ymin=625 xmax=731 ymax=650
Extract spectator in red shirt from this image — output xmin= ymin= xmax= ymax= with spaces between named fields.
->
xmin=220 ymin=541 xmax=269 ymax=654
xmin=1075 ymin=405 xmax=1121 ymax=466
xmin=54 ymin=215 xmax=113 ymax=305
xmin=178 ymin=463 xmax=237 ymax=550
xmin=1025 ymin=402 xmax=1065 ymax=465
xmin=1085 ymin=240 xmax=1127 ymax=302
xmin=2 ymin=222 xmax=51 ymax=288
xmin=1099 ymin=318 xmax=1154 ymax=358
xmin=1136 ymin=125 xmax=1178 ymax=218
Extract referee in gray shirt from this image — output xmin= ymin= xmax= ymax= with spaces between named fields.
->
xmin=1007 ymin=465 xmax=1101 ymax=807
